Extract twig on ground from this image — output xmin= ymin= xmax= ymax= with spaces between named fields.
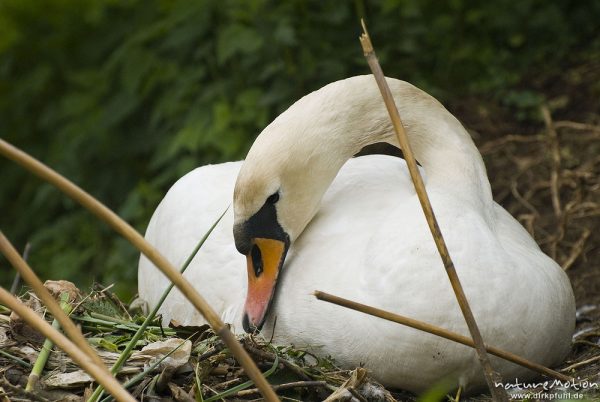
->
xmin=235 ymin=381 xmax=328 ymax=397
xmin=511 ymin=181 xmax=541 ymax=220
xmin=0 ymin=378 xmax=50 ymax=402
xmin=562 ymin=228 xmax=591 ymax=271
xmin=244 ymin=344 xmax=311 ymax=381
xmin=479 ymin=134 xmax=545 ymax=155
xmin=560 ymin=355 xmax=600 ymax=372
xmin=348 ymin=387 xmax=369 ymax=402
xmin=541 ymin=106 xmax=562 ymax=219
xmin=554 ymin=121 xmax=600 ymax=132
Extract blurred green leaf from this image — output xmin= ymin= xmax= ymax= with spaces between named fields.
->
xmin=0 ymin=0 xmax=598 ymax=298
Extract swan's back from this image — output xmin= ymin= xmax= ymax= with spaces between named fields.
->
xmin=139 ymin=153 xmax=575 ymax=393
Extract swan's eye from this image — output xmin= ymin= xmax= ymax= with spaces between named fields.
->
xmin=266 ymin=192 xmax=279 ymax=204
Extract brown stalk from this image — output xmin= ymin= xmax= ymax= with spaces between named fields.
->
xmin=0 ymin=232 xmax=107 ymax=371
xmin=0 ymin=378 xmax=50 ymax=402
xmin=560 ymin=354 xmax=600 ymax=372
xmin=0 ymin=287 xmax=136 ymax=402
xmin=359 ymin=20 xmax=508 ymax=401
xmin=541 ymin=106 xmax=562 ymax=218
xmin=0 ymin=138 xmax=279 ymax=402
xmin=562 ymin=228 xmax=591 ymax=271
xmin=314 ymin=291 xmax=572 ymax=383
xmin=235 ymin=381 xmax=329 ymax=397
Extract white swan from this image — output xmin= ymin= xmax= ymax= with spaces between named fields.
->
xmin=138 ymin=75 xmax=575 ymax=393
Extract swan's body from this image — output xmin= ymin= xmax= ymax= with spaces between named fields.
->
xmin=138 ymin=76 xmax=575 ymax=393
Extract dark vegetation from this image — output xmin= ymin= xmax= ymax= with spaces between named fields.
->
xmin=1 ymin=0 xmax=598 ymax=297
xmin=1 ymin=283 xmax=599 ymax=401
xmin=1 ymin=1 xmax=600 ymax=401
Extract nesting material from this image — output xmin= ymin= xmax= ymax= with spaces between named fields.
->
xmin=0 ymin=116 xmax=598 ymax=401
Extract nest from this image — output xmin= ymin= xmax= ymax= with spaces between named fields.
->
xmin=0 ymin=113 xmax=599 ymax=401
xmin=0 ymin=284 xmax=406 ymax=401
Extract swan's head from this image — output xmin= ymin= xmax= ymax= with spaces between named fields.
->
xmin=231 ymin=75 xmax=435 ymax=332
xmin=232 ymin=173 xmax=290 ymax=333
xmin=232 ymin=89 xmax=345 ymax=332
xmin=233 ymin=139 xmax=333 ymax=332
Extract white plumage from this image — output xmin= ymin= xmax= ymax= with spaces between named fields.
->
xmin=138 ymin=76 xmax=575 ymax=393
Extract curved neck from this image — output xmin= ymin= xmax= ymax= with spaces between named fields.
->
xmin=239 ymin=76 xmax=494 ymax=239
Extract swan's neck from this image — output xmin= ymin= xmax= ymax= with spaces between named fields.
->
xmin=239 ymin=76 xmax=494 ymax=239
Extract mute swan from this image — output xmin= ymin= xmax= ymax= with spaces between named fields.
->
xmin=138 ymin=75 xmax=575 ymax=393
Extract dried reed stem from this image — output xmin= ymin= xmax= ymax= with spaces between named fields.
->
xmin=562 ymin=228 xmax=591 ymax=271
xmin=0 ymin=138 xmax=279 ymax=402
xmin=0 ymin=378 xmax=49 ymax=402
xmin=359 ymin=20 xmax=507 ymax=401
xmin=314 ymin=291 xmax=572 ymax=383
xmin=87 ymin=209 xmax=227 ymax=402
xmin=236 ymin=381 xmax=329 ymax=397
xmin=560 ymin=354 xmax=600 ymax=372
xmin=0 ymin=231 xmax=107 ymax=370
xmin=541 ymin=106 xmax=562 ymax=218
xmin=0 ymin=287 xmax=136 ymax=402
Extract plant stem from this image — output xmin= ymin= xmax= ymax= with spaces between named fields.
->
xmin=99 ymin=336 xmax=193 ymax=402
xmin=314 ymin=291 xmax=572 ymax=382
xmin=0 ymin=232 xmax=107 ymax=370
xmin=0 ymin=349 xmax=32 ymax=368
xmin=0 ymin=139 xmax=279 ymax=402
xmin=358 ymin=20 xmax=507 ymax=401
xmin=0 ymin=287 xmax=136 ymax=402
xmin=26 ymin=293 xmax=72 ymax=391
xmin=88 ymin=209 xmax=227 ymax=402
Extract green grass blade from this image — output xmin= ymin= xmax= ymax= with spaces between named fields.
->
xmin=88 ymin=207 xmax=228 ymax=402
xmin=0 ymin=349 xmax=32 ymax=368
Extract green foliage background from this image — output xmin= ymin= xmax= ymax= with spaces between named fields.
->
xmin=1 ymin=0 xmax=598 ymax=297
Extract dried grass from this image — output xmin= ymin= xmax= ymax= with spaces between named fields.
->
xmin=0 ymin=113 xmax=598 ymax=401
xmin=475 ymin=110 xmax=600 ymax=401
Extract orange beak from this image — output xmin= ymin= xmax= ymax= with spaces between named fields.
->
xmin=243 ymin=237 xmax=287 ymax=331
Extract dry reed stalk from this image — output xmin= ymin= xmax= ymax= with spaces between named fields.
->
xmin=314 ymin=291 xmax=572 ymax=383
xmin=0 ymin=378 xmax=49 ymax=402
xmin=562 ymin=228 xmax=591 ymax=271
xmin=0 ymin=287 xmax=135 ymax=402
xmin=554 ymin=121 xmax=600 ymax=132
xmin=0 ymin=232 xmax=107 ymax=370
xmin=541 ymin=106 xmax=562 ymax=219
xmin=0 ymin=138 xmax=279 ymax=402
xmin=358 ymin=20 xmax=508 ymax=401
xmin=235 ymin=381 xmax=329 ymax=397
xmin=560 ymin=354 xmax=600 ymax=372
